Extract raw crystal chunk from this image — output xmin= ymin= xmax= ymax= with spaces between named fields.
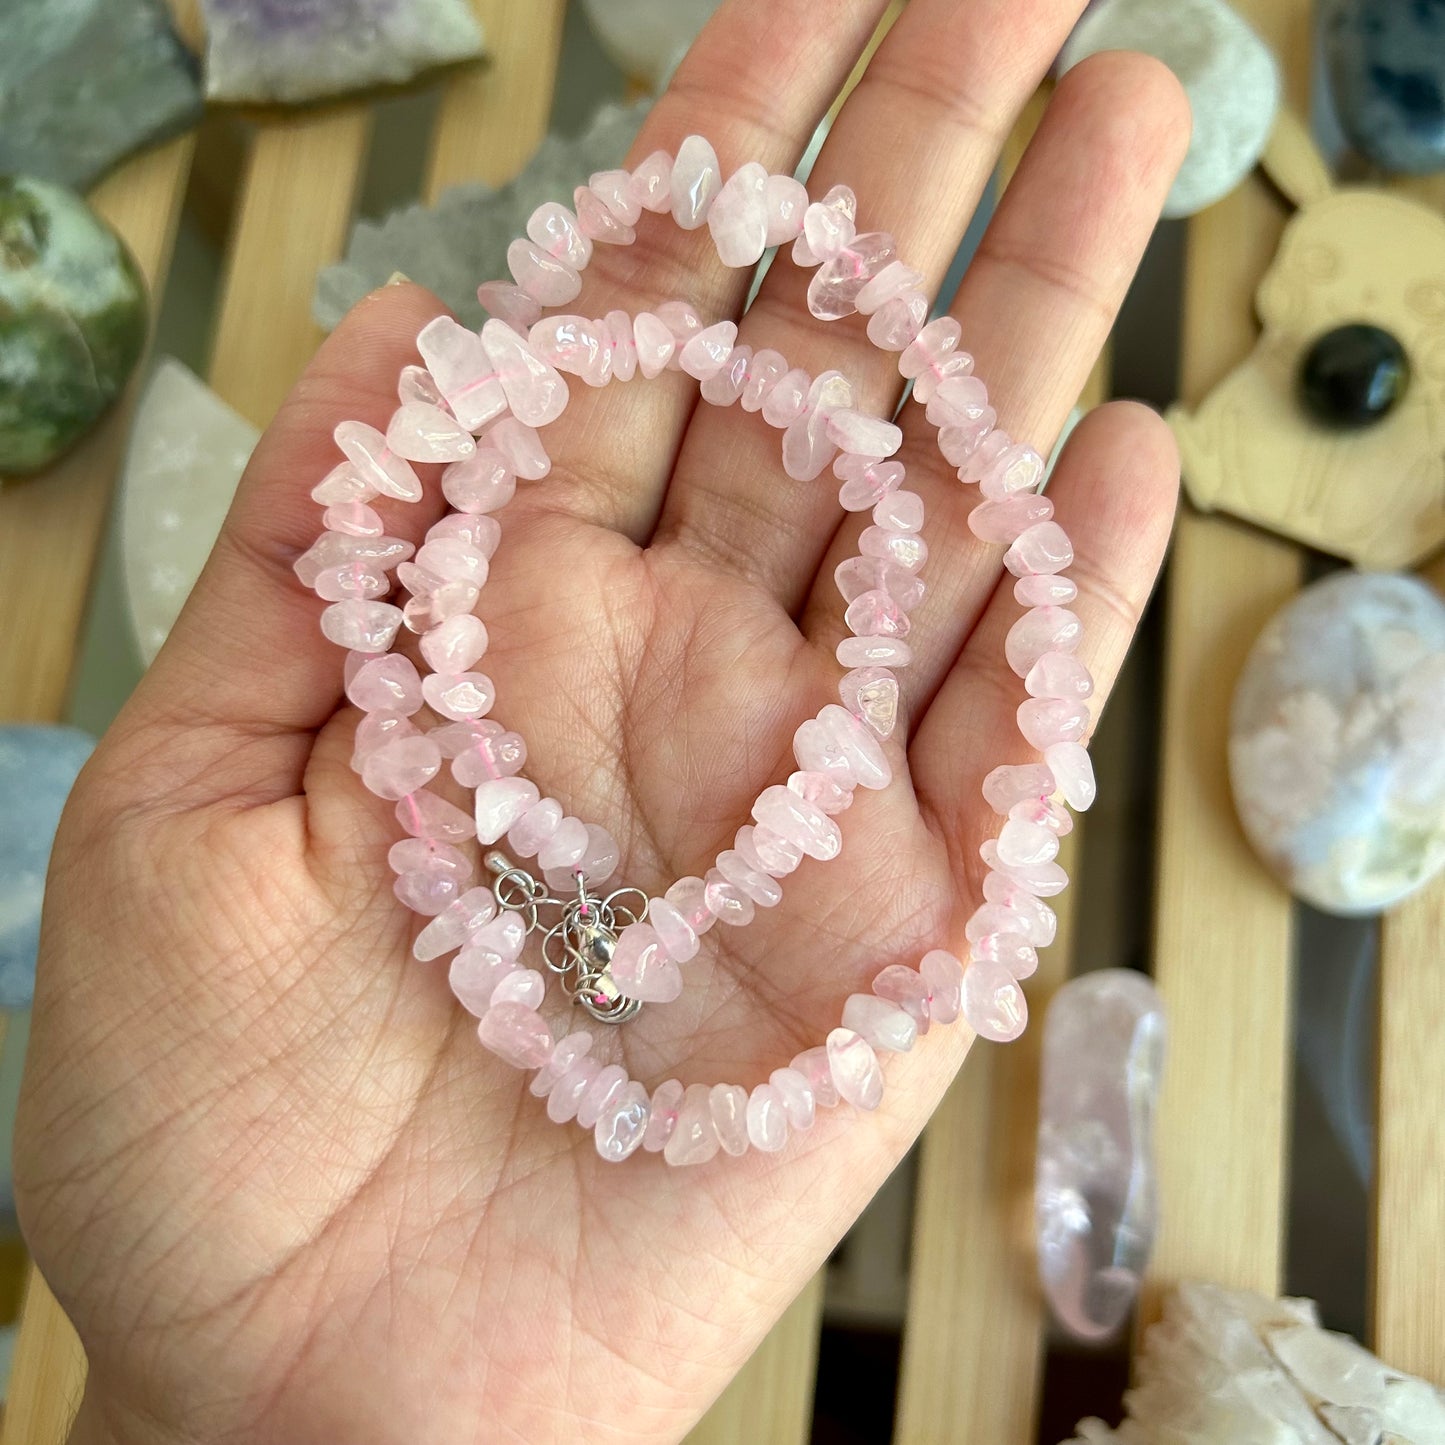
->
xmin=1037 ymin=969 xmax=1164 ymax=1344
xmin=1229 ymin=571 xmax=1445 ymax=914
xmin=0 ymin=0 xmax=202 ymax=189
xmin=201 ymin=0 xmax=485 ymax=104
xmin=1061 ymin=1281 xmax=1445 ymax=1444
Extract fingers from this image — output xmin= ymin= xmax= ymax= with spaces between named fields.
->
xmin=112 ymin=281 xmax=449 ymax=808
xmin=656 ymin=0 xmax=1088 ymax=600
xmin=909 ymin=402 xmax=1179 ymax=871
xmin=540 ymin=0 xmax=891 ymax=539
xmin=802 ymin=49 xmax=1191 ymax=713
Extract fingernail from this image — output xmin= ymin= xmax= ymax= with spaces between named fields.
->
xmin=385 ymin=270 xmax=411 ymax=286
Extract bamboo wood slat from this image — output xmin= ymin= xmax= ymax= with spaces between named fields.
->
xmin=1145 ymin=0 xmax=1313 ymax=1318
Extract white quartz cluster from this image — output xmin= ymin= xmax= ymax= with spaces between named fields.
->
xmin=1064 ymin=1282 xmax=1445 ymax=1444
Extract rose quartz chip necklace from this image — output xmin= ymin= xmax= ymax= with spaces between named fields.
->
xmin=299 ymin=135 xmax=1096 ymax=1166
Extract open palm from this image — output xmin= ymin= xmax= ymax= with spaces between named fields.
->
xmin=16 ymin=1 xmax=1189 ymax=1441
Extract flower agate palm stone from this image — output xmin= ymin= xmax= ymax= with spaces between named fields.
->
xmin=0 ymin=0 xmax=202 ymax=190
xmin=1036 ymin=969 xmax=1164 ymax=1344
xmin=0 ymin=726 xmax=95 ymax=1009
xmin=0 ymin=177 xmax=148 ymax=474
xmin=1229 ymin=572 xmax=1445 ymax=915
xmin=1064 ymin=1282 xmax=1445 ymax=1444
xmin=200 ymin=0 xmax=485 ymax=104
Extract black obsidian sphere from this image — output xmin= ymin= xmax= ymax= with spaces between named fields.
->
xmin=1298 ymin=323 xmax=1409 ymax=428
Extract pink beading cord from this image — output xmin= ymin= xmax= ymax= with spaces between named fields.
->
xmin=297 ymin=136 xmax=1096 ymax=1166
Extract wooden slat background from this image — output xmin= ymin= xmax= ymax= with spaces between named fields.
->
xmin=4 ymin=0 xmax=1443 ymax=1439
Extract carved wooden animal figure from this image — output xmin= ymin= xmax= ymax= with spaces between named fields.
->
xmin=1169 ymin=111 xmax=1445 ymax=569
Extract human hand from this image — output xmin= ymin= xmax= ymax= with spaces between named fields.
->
xmin=16 ymin=1 xmax=1188 ymax=1440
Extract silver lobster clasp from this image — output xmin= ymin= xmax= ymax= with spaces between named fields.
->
xmin=484 ymin=850 xmax=646 ymax=1024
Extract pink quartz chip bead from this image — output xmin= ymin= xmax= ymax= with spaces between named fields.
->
xmin=632 ymin=312 xmax=675 ymax=379
xmin=323 ymin=501 xmax=384 ymax=537
xmin=646 ymin=896 xmax=699 ymax=962
xmin=528 ymin=315 xmax=611 ymax=387
xmin=334 ymin=419 xmax=423 ymax=502
xmin=1004 ymin=521 xmax=1075 ymax=577
xmin=469 ymin=910 xmax=528 ymax=963
xmin=962 ymin=956 xmax=1029 ymax=1042
xmin=818 ymin=703 xmax=892 ymax=789
xmin=474 ymin=776 xmax=541 ymax=844
xmin=996 ymin=816 xmax=1061 ymax=868
xmin=738 ymin=823 xmax=803 ymax=877
xmin=529 ymin=1031 xmax=593 ymax=1097
xmin=973 ymin=930 xmax=1039 ymax=981
xmin=835 ymin=553 xmax=922 ymax=609
xmin=969 ymin=494 xmax=1054 ymax=545
xmin=544 ymin=823 xmax=620 ymax=893
xmin=715 ymin=850 xmax=782 ymax=908
xmin=855 ymin=260 xmax=925 ymax=315
xmin=526 ymin=200 xmax=592 ymax=269
xmin=393 ymin=869 xmax=461 ymax=916
xmin=699 ymin=345 xmax=752 ymax=406
xmin=874 ymin=490 xmax=924 ymax=532
xmin=536 ymin=816 xmax=588 ymax=873
xmin=450 ymin=942 xmax=519 ymax=1014
xmin=741 ymin=349 xmax=787 ymax=411
xmin=788 ymin=769 xmax=853 ymax=816
xmin=573 ymin=185 xmax=636 ymax=245
xmin=980 ymin=840 xmax=1069 ymax=897
xmin=412 ymin=887 xmax=498 ymax=962
xmin=1015 ymin=573 xmax=1079 ymax=607
xmin=477 ymin=280 xmax=543 ymax=331
xmin=420 ymin=613 xmax=488 ymax=675
xmin=478 ymin=1002 xmax=554 ymax=1070
xmin=664 ymin=1083 xmax=720 ymax=1165
xmin=1009 ymin=794 xmax=1074 ymax=838
xmin=670 ymin=135 xmax=721 ymax=229
xmin=588 ymin=168 xmax=642 ymax=224
xmin=629 ymin=150 xmax=673 ymax=213
xmin=491 ymin=968 xmax=546 ymax=1010
xmin=360 ymin=733 xmax=442 ymax=800
xmin=769 ymin=1068 xmax=816 ymax=1131
xmin=746 ymin=1085 xmax=789 ymax=1153
xmin=353 ymin=711 xmax=414 ymax=770
xmin=826 ymin=409 xmax=903 ymax=458
xmin=708 ymin=161 xmax=769 ymax=267
xmin=710 ymin=1084 xmax=750 ymax=1156
xmin=867 ymin=291 xmax=928 ymax=350
xmin=808 ymin=231 xmax=899 ymax=321
xmin=799 ymin=191 xmax=856 ymax=262
xmin=508 ymin=796 xmax=563 ymax=857
xmin=576 ymin=1063 xmax=628 ymax=1130
xmin=752 ymin=784 xmax=842 ymax=861
xmin=791 ymin=1046 xmax=840 ymax=1108
xmin=548 ymin=1057 xmax=601 ymax=1124
xmin=841 ymin=993 xmax=918 ymax=1052
xmin=899 ymin=316 xmax=962 ymax=378
xmin=919 ymin=949 xmax=966 ymax=1025
xmin=872 ymin=963 xmax=932 ymax=1034
xmin=835 ymin=455 xmax=905 ymax=511
xmin=1005 ymin=607 xmax=1084 ymax=678
xmin=981 ymin=761 xmax=1056 ymax=814
xmin=840 ymin=665 xmax=900 ymax=740
xmin=395 ymin=790 xmax=476 ymax=845
xmin=311 ymin=461 xmax=373 ymax=505
xmin=761 ymin=367 xmax=810 ymax=427
xmin=979 ymin=443 xmax=1046 ymax=500
xmin=609 ymin=923 xmax=683 ymax=1003
xmin=346 ymin=654 xmax=423 ymax=714
xmin=506 ymin=238 xmax=582 ymax=306
xmin=703 ymin=869 xmax=755 ymax=927
xmin=387 ymin=837 xmax=471 ymax=879
xmin=837 ymin=635 xmax=912 ymax=670
xmin=664 ymin=875 xmax=717 ymax=936
xmin=487 ymin=417 xmax=551 ymax=480
xmin=1045 ymin=741 xmax=1097 ymax=811
xmin=1018 ymin=696 xmax=1089 ymax=750
xmin=782 ymin=370 xmax=853 ymax=481
xmin=421 ymin=672 xmax=495 ymax=723
xmin=643 ymin=1078 xmax=684 ymax=1152
xmin=826 ymin=1028 xmax=885 ymax=1110
xmin=859 ymin=525 xmax=927 ymax=573
xmin=386 ymin=402 xmax=476 ymax=463
xmin=595 ymin=1081 xmax=650 ymax=1163
xmin=763 ymin=174 xmax=808 ymax=245
xmin=1026 ymin=651 xmax=1095 ymax=701
xmin=480 ymin=320 xmax=568 ymax=428
xmin=442 ymin=450 xmax=516 ymax=514
xmin=678 ymin=321 xmax=738 ymax=380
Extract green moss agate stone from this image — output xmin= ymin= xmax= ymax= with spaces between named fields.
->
xmin=0 ymin=176 xmax=148 ymax=475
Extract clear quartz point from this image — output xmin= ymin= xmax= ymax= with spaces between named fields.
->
xmin=1036 ymin=968 xmax=1165 ymax=1343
